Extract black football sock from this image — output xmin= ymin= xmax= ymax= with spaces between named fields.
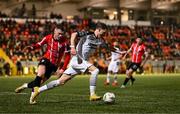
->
xmin=27 ymin=81 xmax=34 ymax=88
xmin=130 ymin=76 xmax=135 ymax=81
xmin=34 ymin=76 xmax=42 ymax=87
xmin=123 ymin=78 xmax=130 ymax=86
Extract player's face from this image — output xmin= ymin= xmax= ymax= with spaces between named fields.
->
xmin=113 ymin=42 xmax=119 ymax=47
xmin=136 ymin=38 xmax=142 ymax=44
xmin=53 ymin=28 xmax=63 ymax=40
xmin=97 ymin=29 xmax=106 ymax=38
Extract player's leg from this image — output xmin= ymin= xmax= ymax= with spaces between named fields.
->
xmin=29 ymin=77 xmax=48 ymax=103
xmin=39 ymin=73 xmax=73 ymax=93
xmin=112 ymin=72 xmax=118 ymax=86
xmin=15 ymin=65 xmax=45 ymax=93
xmin=88 ymin=65 xmax=101 ymax=101
xmin=28 ymin=65 xmax=47 ymax=104
xmin=130 ymin=75 xmax=136 ymax=86
xmin=129 ymin=63 xmax=139 ymax=86
xmin=30 ymin=63 xmax=78 ymax=104
xmin=112 ymin=62 xmax=119 ymax=86
xmin=30 ymin=73 xmax=73 ymax=104
xmin=31 ymin=65 xmax=45 ymax=87
xmin=121 ymin=62 xmax=139 ymax=88
xmin=29 ymin=63 xmax=58 ymax=104
xmin=38 ymin=56 xmax=78 ymax=92
xmin=121 ymin=67 xmax=134 ymax=88
xmin=105 ymin=71 xmax=111 ymax=85
xmin=105 ymin=61 xmax=113 ymax=85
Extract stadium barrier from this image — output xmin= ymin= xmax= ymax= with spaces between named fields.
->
xmin=16 ymin=60 xmax=180 ymax=75
xmin=144 ymin=60 xmax=179 ymax=73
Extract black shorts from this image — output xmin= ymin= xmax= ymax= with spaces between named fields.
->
xmin=127 ymin=62 xmax=141 ymax=71
xmin=38 ymin=58 xmax=58 ymax=79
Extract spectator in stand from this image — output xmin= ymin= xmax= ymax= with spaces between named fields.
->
xmin=3 ymin=62 xmax=11 ymax=76
xmin=17 ymin=3 xmax=27 ymax=17
xmin=32 ymin=4 xmax=36 ymax=18
xmin=0 ymin=58 xmax=5 ymax=76
xmin=172 ymin=43 xmax=180 ymax=57
xmin=16 ymin=58 xmax=23 ymax=75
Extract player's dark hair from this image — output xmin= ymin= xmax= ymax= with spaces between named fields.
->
xmin=51 ymin=24 xmax=64 ymax=37
xmin=139 ymin=37 xmax=145 ymax=42
xmin=137 ymin=35 xmax=145 ymax=42
xmin=55 ymin=24 xmax=64 ymax=31
xmin=96 ymin=22 xmax=107 ymax=30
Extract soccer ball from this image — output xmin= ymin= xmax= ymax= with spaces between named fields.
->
xmin=103 ymin=92 xmax=115 ymax=104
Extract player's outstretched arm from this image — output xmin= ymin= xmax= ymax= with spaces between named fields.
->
xmin=114 ymin=54 xmax=124 ymax=61
xmin=70 ymin=32 xmax=77 ymax=55
xmin=106 ymin=56 xmax=111 ymax=61
xmin=119 ymin=51 xmax=127 ymax=54
xmin=123 ymin=49 xmax=131 ymax=60
xmin=23 ymin=36 xmax=48 ymax=52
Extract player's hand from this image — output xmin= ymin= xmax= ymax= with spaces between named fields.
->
xmin=71 ymin=47 xmax=76 ymax=55
xmin=123 ymin=51 xmax=127 ymax=53
xmin=140 ymin=63 xmax=144 ymax=68
xmin=122 ymin=56 xmax=126 ymax=61
xmin=122 ymin=53 xmax=127 ymax=60
xmin=119 ymin=51 xmax=127 ymax=54
xmin=106 ymin=57 xmax=111 ymax=61
xmin=56 ymin=69 xmax=64 ymax=78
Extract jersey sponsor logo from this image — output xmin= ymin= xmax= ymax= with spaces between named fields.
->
xmin=41 ymin=59 xmax=45 ymax=63
xmin=132 ymin=64 xmax=138 ymax=69
xmin=88 ymin=43 xmax=97 ymax=49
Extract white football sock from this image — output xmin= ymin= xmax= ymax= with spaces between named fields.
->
xmin=90 ymin=86 xmax=96 ymax=96
xmin=114 ymin=73 xmax=117 ymax=83
xmin=23 ymin=83 xmax=28 ymax=88
xmin=39 ymin=80 xmax=60 ymax=92
xmin=90 ymin=69 xmax=99 ymax=96
xmin=107 ymin=72 xmax=110 ymax=83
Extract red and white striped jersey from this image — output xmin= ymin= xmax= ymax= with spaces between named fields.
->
xmin=130 ymin=42 xmax=146 ymax=63
xmin=32 ymin=34 xmax=70 ymax=70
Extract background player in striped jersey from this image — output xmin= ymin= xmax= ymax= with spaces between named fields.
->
xmin=105 ymin=41 xmax=126 ymax=86
xmin=121 ymin=37 xmax=149 ymax=88
xmin=30 ymin=22 xmax=108 ymax=104
xmin=15 ymin=25 xmax=71 ymax=104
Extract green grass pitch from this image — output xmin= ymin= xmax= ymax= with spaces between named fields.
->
xmin=0 ymin=74 xmax=180 ymax=113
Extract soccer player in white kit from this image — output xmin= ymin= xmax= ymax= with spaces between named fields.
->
xmin=105 ymin=41 xmax=126 ymax=86
xmin=30 ymin=22 xmax=108 ymax=104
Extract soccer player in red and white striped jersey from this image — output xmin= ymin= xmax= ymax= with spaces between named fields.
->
xmin=15 ymin=25 xmax=71 ymax=104
xmin=121 ymin=38 xmax=149 ymax=88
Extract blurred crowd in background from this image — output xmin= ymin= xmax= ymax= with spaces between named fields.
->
xmin=0 ymin=18 xmax=179 ymax=76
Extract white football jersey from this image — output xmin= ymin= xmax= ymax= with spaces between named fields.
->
xmin=111 ymin=47 xmax=121 ymax=61
xmin=76 ymin=31 xmax=105 ymax=61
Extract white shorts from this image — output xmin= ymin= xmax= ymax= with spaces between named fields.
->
xmin=108 ymin=60 xmax=120 ymax=73
xmin=64 ymin=56 xmax=92 ymax=76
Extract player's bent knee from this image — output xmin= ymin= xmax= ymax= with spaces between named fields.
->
xmin=91 ymin=69 xmax=99 ymax=75
xmin=126 ymin=70 xmax=129 ymax=75
xmin=59 ymin=79 xmax=66 ymax=85
xmin=59 ymin=75 xmax=71 ymax=85
xmin=126 ymin=71 xmax=131 ymax=77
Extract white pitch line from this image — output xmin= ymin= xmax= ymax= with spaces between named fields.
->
xmin=0 ymin=92 xmax=28 ymax=95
